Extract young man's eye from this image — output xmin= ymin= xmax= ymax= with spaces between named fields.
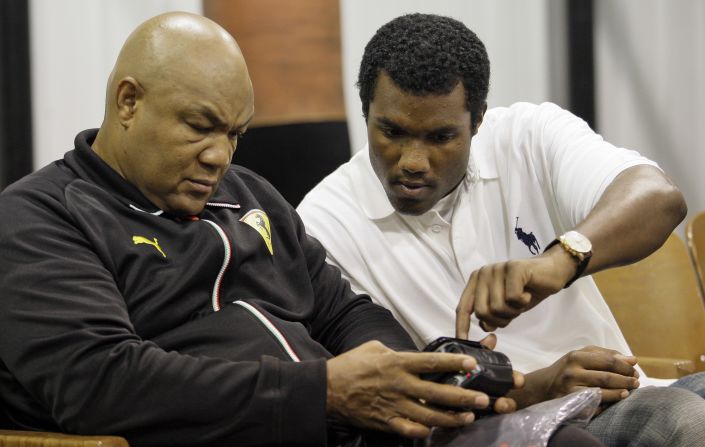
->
xmin=429 ymin=132 xmax=455 ymax=143
xmin=381 ymin=127 xmax=404 ymax=138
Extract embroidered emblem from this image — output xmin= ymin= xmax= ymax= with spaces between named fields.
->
xmin=514 ymin=217 xmax=540 ymax=255
xmin=132 ymin=235 xmax=167 ymax=258
xmin=240 ymin=209 xmax=273 ymax=255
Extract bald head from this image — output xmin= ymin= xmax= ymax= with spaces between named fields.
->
xmin=93 ymin=12 xmax=255 ymax=216
xmin=105 ymin=12 xmax=249 ymax=118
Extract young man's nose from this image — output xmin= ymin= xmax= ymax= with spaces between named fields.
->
xmin=399 ymin=144 xmax=430 ymax=174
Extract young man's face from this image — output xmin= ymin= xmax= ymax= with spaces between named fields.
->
xmin=367 ymin=72 xmax=481 ymax=215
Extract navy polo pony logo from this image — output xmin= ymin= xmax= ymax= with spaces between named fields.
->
xmin=514 ymin=217 xmax=540 ymax=255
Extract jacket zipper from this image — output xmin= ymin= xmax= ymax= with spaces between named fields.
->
xmin=202 ymin=219 xmax=232 ymax=312
xmin=233 ymin=301 xmax=301 ymax=362
xmin=202 ymin=216 xmax=300 ymax=362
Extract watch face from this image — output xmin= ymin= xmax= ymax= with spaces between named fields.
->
xmin=564 ymin=231 xmax=592 ymax=253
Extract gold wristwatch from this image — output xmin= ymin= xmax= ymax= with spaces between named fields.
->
xmin=544 ymin=230 xmax=593 ymax=288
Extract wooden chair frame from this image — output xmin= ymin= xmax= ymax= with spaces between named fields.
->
xmin=686 ymin=210 xmax=705 ymax=304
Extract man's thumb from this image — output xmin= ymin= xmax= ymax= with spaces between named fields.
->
xmin=479 ymin=333 xmax=497 ymax=350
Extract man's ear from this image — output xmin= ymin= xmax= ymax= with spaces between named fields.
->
xmin=115 ymin=77 xmax=143 ymax=128
xmin=471 ymin=101 xmax=488 ymax=136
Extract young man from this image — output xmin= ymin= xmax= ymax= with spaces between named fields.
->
xmin=298 ymin=13 xmax=705 ymax=445
xmin=0 ymin=12 xmax=527 ymax=446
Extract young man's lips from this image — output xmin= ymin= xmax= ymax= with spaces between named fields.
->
xmin=392 ymin=181 xmax=431 ymax=199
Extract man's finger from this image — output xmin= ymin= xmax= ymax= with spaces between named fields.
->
xmin=456 ymin=273 xmax=478 ymax=339
xmin=488 ymin=264 xmax=509 ymax=316
xmin=479 ymin=333 xmax=497 ymax=350
xmin=568 ymin=350 xmax=637 ymax=377
xmin=512 ymin=370 xmax=525 ymax=389
xmin=409 ymin=380 xmax=491 ymax=411
xmin=400 ymin=351 xmax=477 ymax=375
xmin=600 ymin=388 xmax=632 ymax=403
xmin=476 ymin=313 xmax=511 ymax=330
xmin=386 ymin=415 xmax=431 ymax=439
xmin=579 ymin=369 xmax=640 ymax=391
xmin=479 ymin=320 xmax=497 ymax=332
xmin=493 ymin=396 xmax=517 ymax=414
xmin=386 ymin=402 xmax=475 ymax=438
xmin=561 ymin=384 xmax=629 ymax=405
xmin=506 ymin=291 xmax=532 ymax=310
xmin=504 ymin=261 xmax=532 ymax=309
xmin=617 ymin=354 xmax=639 ymax=368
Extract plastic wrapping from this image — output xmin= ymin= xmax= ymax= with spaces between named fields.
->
xmin=414 ymin=388 xmax=601 ymax=447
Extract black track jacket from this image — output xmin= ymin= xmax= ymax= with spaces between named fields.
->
xmin=0 ymin=129 xmax=416 ymax=446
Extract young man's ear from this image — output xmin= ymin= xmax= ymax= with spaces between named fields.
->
xmin=115 ymin=77 xmax=143 ymax=128
xmin=471 ymin=102 xmax=488 ymax=136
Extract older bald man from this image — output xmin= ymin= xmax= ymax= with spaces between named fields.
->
xmin=0 ymin=12 xmax=530 ymax=447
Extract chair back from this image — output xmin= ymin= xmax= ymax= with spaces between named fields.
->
xmin=686 ymin=210 xmax=705 ymax=304
xmin=593 ymin=233 xmax=705 ymax=373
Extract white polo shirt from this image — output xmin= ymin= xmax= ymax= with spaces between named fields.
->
xmin=298 ymin=102 xmax=658 ymax=374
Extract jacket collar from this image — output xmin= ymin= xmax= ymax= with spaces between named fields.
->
xmin=64 ymin=129 xmax=162 ymax=213
xmin=64 ymin=129 xmax=240 ymax=216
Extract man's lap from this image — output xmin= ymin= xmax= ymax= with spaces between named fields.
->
xmin=585 ymin=375 xmax=705 ymax=446
xmin=670 ymin=371 xmax=705 ymax=398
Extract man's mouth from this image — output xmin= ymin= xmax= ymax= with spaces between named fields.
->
xmin=391 ymin=180 xmax=432 ymax=199
xmin=187 ymin=178 xmax=216 ymax=194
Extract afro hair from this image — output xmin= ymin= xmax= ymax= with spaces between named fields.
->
xmin=358 ymin=13 xmax=490 ymax=127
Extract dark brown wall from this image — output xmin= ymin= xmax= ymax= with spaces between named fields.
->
xmin=203 ymin=0 xmax=346 ymax=127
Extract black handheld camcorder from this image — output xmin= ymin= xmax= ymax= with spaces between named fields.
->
xmin=420 ymin=337 xmax=514 ymax=414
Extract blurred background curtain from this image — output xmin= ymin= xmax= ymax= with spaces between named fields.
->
xmin=4 ymin=0 xmax=703 ymax=231
xmin=0 ymin=0 xmax=33 ymax=188
xmin=204 ymin=0 xmax=350 ymax=206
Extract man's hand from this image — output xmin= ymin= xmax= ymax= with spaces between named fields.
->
xmin=508 ymin=346 xmax=640 ymax=409
xmin=326 ymin=340 xmax=523 ymax=439
xmin=455 ymin=246 xmax=578 ymax=337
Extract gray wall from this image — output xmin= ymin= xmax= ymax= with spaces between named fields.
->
xmin=595 ymin=0 xmax=705 ymax=233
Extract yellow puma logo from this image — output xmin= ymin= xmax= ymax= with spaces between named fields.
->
xmin=132 ymin=235 xmax=166 ymax=258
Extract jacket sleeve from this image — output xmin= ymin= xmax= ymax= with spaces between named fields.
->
xmin=0 ymin=185 xmax=328 ymax=447
xmin=291 ymin=206 xmax=418 ymax=354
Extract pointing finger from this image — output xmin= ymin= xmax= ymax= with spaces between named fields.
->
xmin=456 ymin=273 xmax=478 ymax=339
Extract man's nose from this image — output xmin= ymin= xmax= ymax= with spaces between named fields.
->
xmin=199 ymin=135 xmax=233 ymax=169
xmin=399 ymin=143 xmax=430 ymax=174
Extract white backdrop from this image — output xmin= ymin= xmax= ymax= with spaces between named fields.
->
xmin=29 ymin=0 xmax=202 ymax=169
xmin=595 ymin=0 xmax=705 ymax=233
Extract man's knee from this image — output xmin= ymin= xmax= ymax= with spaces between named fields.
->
xmin=671 ymin=371 xmax=705 ymax=399
xmin=627 ymin=386 xmax=701 ymax=415
xmin=588 ymin=386 xmax=705 ymax=446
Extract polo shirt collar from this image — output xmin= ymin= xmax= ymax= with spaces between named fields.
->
xmin=472 ymin=125 xmax=498 ymax=179
xmin=355 ymin=139 xmax=498 ymax=220
xmin=353 ymin=145 xmax=395 ymax=220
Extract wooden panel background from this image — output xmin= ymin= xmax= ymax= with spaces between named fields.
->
xmin=203 ymin=0 xmax=347 ymax=127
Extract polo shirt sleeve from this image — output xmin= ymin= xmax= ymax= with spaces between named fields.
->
xmin=498 ymin=102 xmax=659 ymax=229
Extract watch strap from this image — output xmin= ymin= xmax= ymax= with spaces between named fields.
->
xmin=544 ymin=238 xmax=591 ymax=288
